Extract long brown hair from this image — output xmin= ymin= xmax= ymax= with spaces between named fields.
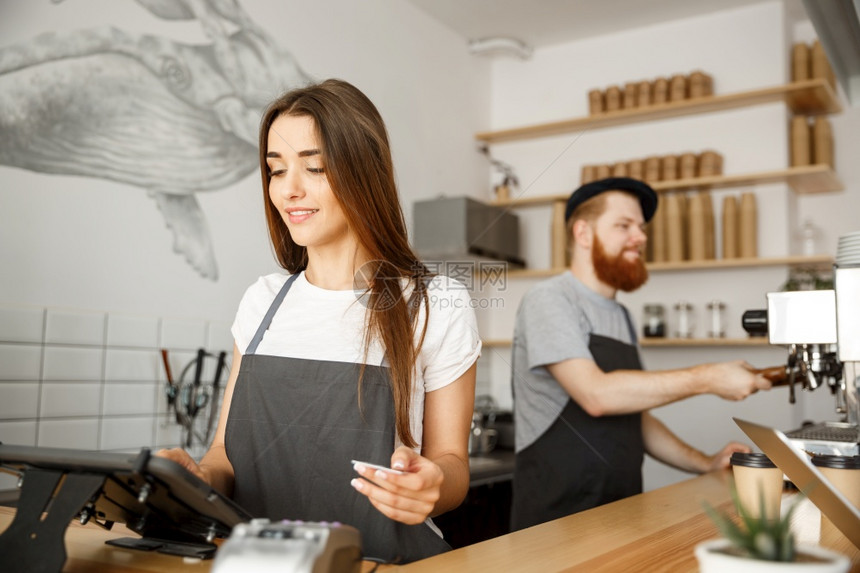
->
xmin=258 ymin=79 xmax=430 ymax=448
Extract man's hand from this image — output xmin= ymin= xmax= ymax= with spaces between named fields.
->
xmin=705 ymin=441 xmax=751 ymax=472
xmin=697 ymin=360 xmax=772 ymax=401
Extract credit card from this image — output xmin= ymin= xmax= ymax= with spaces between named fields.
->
xmin=350 ymin=459 xmax=405 ymax=475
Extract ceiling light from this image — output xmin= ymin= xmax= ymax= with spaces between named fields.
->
xmin=468 ymin=37 xmax=533 ymax=60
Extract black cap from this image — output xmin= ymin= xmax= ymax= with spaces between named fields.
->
xmin=564 ymin=177 xmax=658 ymax=223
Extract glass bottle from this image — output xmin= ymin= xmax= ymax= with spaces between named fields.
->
xmin=643 ymin=304 xmax=666 ymax=338
xmin=673 ymin=302 xmax=695 ymax=338
xmin=706 ymin=300 xmax=726 ymax=338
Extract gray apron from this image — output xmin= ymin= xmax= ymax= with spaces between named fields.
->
xmin=225 ymin=273 xmax=451 ymax=563
xmin=511 ymin=309 xmax=645 ymax=531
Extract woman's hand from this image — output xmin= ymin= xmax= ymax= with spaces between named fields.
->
xmin=155 ymin=448 xmax=210 ymax=484
xmin=350 ymin=446 xmax=445 ymax=525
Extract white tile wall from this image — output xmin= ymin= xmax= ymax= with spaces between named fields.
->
xmin=0 ymin=420 xmax=37 ymax=445
xmin=104 ymin=349 xmax=160 ymax=382
xmin=40 ymin=383 xmax=101 ymax=418
xmin=42 ymin=347 xmax=103 ymax=381
xmin=155 ymin=415 xmax=184 ymax=448
xmin=0 ymin=383 xmax=39 ymax=419
xmin=38 ymin=419 xmax=99 ymax=449
xmin=0 ymin=344 xmax=41 ymax=381
xmin=207 ymin=321 xmax=234 ymax=353
xmin=100 ymin=417 xmax=155 ymax=451
xmin=0 ymin=420 xmax=36 ymax=491
xmin=45 ymin=309 xmax=105 ymax=345
xmin=102 ymin=382 xmax=158 ymax=416
xmin=0 ymin=306 xmax=43 ymax=343
xmin=161 ymin=318 xmax=207 ymax=350
xmin=0 ymin=304 xmax=231 ymax=459
xmin=106 ymin=314 xmax=159 ymax=348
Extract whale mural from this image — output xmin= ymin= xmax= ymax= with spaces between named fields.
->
xmin=0 ymin=0 xmax=312 ymax=279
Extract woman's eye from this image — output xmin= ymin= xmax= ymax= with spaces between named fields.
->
xmin=269 ymin=169 xmax=286 ymax=177
xmin=307 ymin=167 xmax=325 ymax=174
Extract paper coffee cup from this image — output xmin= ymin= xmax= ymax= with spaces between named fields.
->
xmin=811 ymin=455 xmax=860 ymax=538
xmin=731 ymin=452 xmax=783 ymax=521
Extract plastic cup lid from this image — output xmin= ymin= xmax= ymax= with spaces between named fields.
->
xmin=810 ymin=454 xmax=860 ymax=469
xmin=730 ymin=452 xmax=777 ymax=468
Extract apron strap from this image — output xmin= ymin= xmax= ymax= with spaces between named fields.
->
xmin=620 ymin=306 xmax=638 ymax=345
xmin=245 ymin=273 xmax=301 ymax=355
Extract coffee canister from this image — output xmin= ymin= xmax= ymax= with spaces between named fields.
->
xmin=652 ymin=78 xmax=669 ymax=105
xmin=791 ymin=42 xmax=810 ymax=82
xmin=687 ymin=192 xmax=707 ymax=261
xmin=811 ymin=40 xmax=836 ymax=90
xmin=665 ymin=193 xmax=685 ymax=262
xmin=594 ymin=164 xmax=611 ymax=180
xmin=651 ymin=203 xmax=667 ymax=263
xmin=688 ymin=71 xmax=712 ymax=98
xmin=812 ymin=116 xmax=834 ymax=168
xmin=636 ymin=80 xmax=652 ymax=107
xmin=627 ymin=159 xmax=645 ymax=181
xmin=669 ymin=74 xmax=687 ymax=102
xmin=722 ymin=195 xmax=739 ymax=259
xmin=698 ymin=150 xmax=723 ymax=177
xmin=581 ymin=164 xmax=596 ymax=184
xmin=611 ymin=162 xmax=628 ymax=177
xmin=738 ymin=192 xmax=757 ymax=258
xmin=605 ymin=85 xmax=622 ymax=112
xmin=623 ymin=82 xmax=638 ymax=109
xmin=661 ymin=155 xmax=679 ymax=181
xmin=702 ymin=191 xmax=715 ymax=259
xmin=588 ymin=89 xmax=605 ymax=115
xmin=679 ymin=153 xmax=698 ymax=180
xmin=790 ymin=116 xmax=811 ymax=166
xmin=644 ymin=156 xmax=662 ymax=182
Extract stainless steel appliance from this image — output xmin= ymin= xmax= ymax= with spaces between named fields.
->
xmin=412 ymin=196 xmax=524 ymax=267
xmin=743 ymin=232 xmax=860 ymax=455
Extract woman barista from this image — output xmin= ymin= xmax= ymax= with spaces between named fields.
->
xmin=159 ymin=79 xmax=481 ymax=563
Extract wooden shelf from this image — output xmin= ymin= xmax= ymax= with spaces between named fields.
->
xmin=481 ymin=337 xmax=771 ymax=348
xmin=491 ymin=255 xmax=834 ymax=279
xmin=640 ymin=337 xmax=770 ymax=347
xmin=491 ymin=165 xmax=842 ymax=208
xmin=646 ymin=254 xmax=833 ymax=272
xmin=476 ymin=79 xmax=841 ymax=144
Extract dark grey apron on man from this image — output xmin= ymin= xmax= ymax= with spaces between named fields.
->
xmin=510 ymin=312 xmax=645 ymax=531
xmin=225 ymin=273 xmax=451 ymax=563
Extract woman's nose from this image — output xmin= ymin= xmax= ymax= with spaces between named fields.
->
xmin=279 ymin=170 xmax=305 ymax=200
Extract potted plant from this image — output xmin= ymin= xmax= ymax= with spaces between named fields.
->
xmin=695 ymin=484 xmax=850 ymax=572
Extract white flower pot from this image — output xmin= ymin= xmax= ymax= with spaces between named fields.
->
xmin=695 ymin=539 xmax=850 ymax=573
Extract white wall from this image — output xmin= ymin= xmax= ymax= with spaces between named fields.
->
xmin=477 ymin=1 xmax=860 ymax=491
xmin=0 ymin=0 xmax=490 ymax=483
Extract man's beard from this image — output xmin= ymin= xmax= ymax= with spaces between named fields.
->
xmin=592 ymin=234 xmax=649 ymax=292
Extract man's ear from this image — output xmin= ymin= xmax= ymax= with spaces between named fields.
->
xmin=572 ymin=219 xmax=593 ymax=250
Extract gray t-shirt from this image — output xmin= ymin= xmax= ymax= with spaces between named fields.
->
xmin=511 ymin=272 xmax=640 ymax=452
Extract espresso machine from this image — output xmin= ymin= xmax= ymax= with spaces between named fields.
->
xmin=743 ymin=233 xmax=860 ymax=456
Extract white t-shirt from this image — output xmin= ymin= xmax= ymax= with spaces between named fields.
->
xmin=231 ymin=271 xmax=482 ymax=450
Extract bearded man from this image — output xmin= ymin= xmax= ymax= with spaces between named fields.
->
xmin=509 ymin=178 xmax=772 ymax=531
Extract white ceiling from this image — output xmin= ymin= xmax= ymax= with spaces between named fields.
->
xmin=404 ymin=0 xmax=808 ymax=50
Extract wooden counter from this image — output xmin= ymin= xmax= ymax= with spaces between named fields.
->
xmin=2 ymin=471 xmax=858 ymax=572
xmin=397 ymin=471 xmax=860 ymax=572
